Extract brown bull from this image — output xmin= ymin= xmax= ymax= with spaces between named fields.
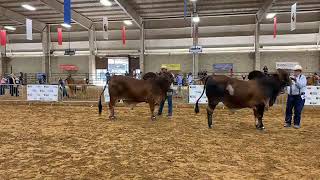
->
xmin=195 ymin=69 xmax=291 ymax=130
xmin=65 ymin=75 xmax=89 ymax=97
xmin=98 ymin=72 xmax=174 ymax=120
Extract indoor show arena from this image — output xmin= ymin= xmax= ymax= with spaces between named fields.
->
xmin=0 ymin=0 xmax=319 ymax=179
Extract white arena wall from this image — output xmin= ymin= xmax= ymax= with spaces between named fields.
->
xmin=4 ymin=51 xmax=320 ymax=74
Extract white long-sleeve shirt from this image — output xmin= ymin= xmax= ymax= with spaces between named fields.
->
xmin=287 ymin=74 xmax=307 ymax=95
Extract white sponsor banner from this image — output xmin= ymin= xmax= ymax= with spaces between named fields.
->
xmin=104 ymin=85 xmax=110 ymax=103
xmin=103 ymin=16 xmax=109 ymax=40
xmin=291 ymin=3 xmax=297 ymax=31
xmin=276 ymin=62 xmax=299 ymax=70
xmin=27 ymin=85 xmax=59 ymax=102
xmin=305 ymin=86 xmax=320 ymax=106
xmin=26 ymin=18 xmax=32 ymax=40
xmin=189 ymin=85 xmax=208 ymax=104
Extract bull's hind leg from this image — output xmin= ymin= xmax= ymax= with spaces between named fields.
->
xmin=109 ymin=97 xmax=117 ymax=120
xmin=254 ymin=105 xmax=265 ymax=130
xmin=149 ymin=102 xmax=156 ymax=120
xmin=207 ymin=100 xmax=218 ymax=129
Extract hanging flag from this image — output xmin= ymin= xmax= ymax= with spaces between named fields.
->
xmin=317 ymin=24 xmax=320 ymax=47
xmin=122 ymin=26 xmax=126 ymax=46
xmin=0 ymin=30 xmax=6 ymax=46
xmin=103 ymin=17 xmax=109 ymax=40
xmin=184 ymin=0 xmax=187 ymax=19
xmin=291 ymin=3 xmax=297 ymax=31
xmin=57 ymin=28 xmax=63 ymax=45
xmin=273 ymin=16 xmax=277 ymax=39
xmin=26 ymin=18 xmax=33 ymax=40
xmin=64 ymin=0 xmax=71 ymax=25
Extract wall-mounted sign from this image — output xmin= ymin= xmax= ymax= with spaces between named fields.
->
xmin=161 ymin=64 xmax=181 ymax=71
xmin=276 ymin=62 xmax=299 ymax=70
xmin=213 ymin=63 xmax=233 ymax=72
xmin=189 ymin=46 xmax=203 ymax=53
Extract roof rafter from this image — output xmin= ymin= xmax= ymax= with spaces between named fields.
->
xmin=0 ymin=6 xmax=47 ymax=32
xmin=256 ymin=0 xmax=277 ymax=22
xmin=40 ymin=0 xmax=93 ymax=29
xmin=114 ymin=0 xmax=142 ymax=28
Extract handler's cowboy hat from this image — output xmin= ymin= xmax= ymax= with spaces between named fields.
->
xmin=293 ymin=65 xmax=303 ymax=71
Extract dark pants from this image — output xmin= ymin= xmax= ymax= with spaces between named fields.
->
xmin=158 ymin=95 xmax=173 ymax=116
xmin=0 ymin=85 xmax=5 ymax=95
xmin=285 ymin=95 xmax=305 ymax=126
xmin=10 ymin=86 xmax=19 ymax=97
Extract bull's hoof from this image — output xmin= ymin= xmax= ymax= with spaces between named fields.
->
xmin=256 ymin=125 xmax=265 ymax=130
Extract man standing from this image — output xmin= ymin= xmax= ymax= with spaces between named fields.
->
xmin=284 ymin=65 xmax=307 ymax=129
xmin=158 ymin=68 xmax=173 ymax=118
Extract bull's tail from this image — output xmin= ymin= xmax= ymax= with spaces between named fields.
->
xmin=98 ymin=85 xmax=107 ymax=115
xmin=195 ymin=76 xmax=209 ymax=114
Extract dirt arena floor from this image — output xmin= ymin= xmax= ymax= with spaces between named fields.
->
xmin=0 ymin=104 xmax=319 ymax=179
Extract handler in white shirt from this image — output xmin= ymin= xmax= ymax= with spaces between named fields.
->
xmin=284 ymin=65 xmax=307 ymax=129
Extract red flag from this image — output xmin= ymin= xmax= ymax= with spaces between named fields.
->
xmin=122 ymin=26 xmax=126 ymax=46
xmin=57 ymin=28 xmax=63 ymax=45
xmin=0 ymin=30 xmax=6 ymax=46
xmin=273 ymin=16 xmax=277 ymax=39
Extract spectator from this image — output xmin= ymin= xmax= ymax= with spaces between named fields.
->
xmin=158 ymin=68 xmax=173 ymax=118
xmin=314 ymin=73 xmax=319 ymax=85
xmin=187 ymin=73 xmax=193 ymax=85
xmin=230 ymin=68 xmax=234 ymax=77
xmin=176 ymin=74 xmax=183 ymax=97
xmin=14 ymin=75 xmax=20 ymax=97
xmin=105 ymin=71 xmax=111 ymax=84
xmin=284 ymin=65 xmax=307 ymax=129
xmin=59 ymin=78 xmax=68 ymax=98
xmin=19 ymin=72 xmax=24 ymax=85
xmin=263 ymin=66 xmax=268 ymax=75
xmin=8 ymin=74 xmax=15 ymax=96
xmin=0 ymin=76 xmax=6 ymax=95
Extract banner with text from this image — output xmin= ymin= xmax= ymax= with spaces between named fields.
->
xmin=276 ymin=62 xmax=299 ymax=70
xmin=189 ymin=85 xmax=208 ymax=104
xmin=27 ymin=85 xmax=59 ymax=102
xmin=305 ymin=86 xmax=320 ymax=106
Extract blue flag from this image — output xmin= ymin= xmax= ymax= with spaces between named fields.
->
xmin=64 ymin=0 xmax=71 ymax=25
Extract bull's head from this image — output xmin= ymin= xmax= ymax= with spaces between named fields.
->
xmin=277 ymin=69 xmax=292 ymax=88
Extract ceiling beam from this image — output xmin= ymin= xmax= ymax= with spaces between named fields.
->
xmin=114 ymin=0 xmax=142 ymax=28
xmin=40 ymin=0 xmax=93 ymax=29
xmin=256 ymin=0 xmax=277 ymax=22
xmin=0 ymin=6 xmax=46 ymax=32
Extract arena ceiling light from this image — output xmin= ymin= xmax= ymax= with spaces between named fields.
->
xmin=100 ymin=0 xmax=112 ymax=6
xmin=123 ymin=20 xmax=133 ymax=26
xmin=4 ymin=26 xmax=16 ymax=31
xmin=21 ymin=4 xmax=36 ymax=11
xmin=266 ymin=13 xmax=277 ymax=19
xmin=61 ymin=23 xmax=72 ymax=28
xmin=190 ymin=0 xmax=198 ymax=2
